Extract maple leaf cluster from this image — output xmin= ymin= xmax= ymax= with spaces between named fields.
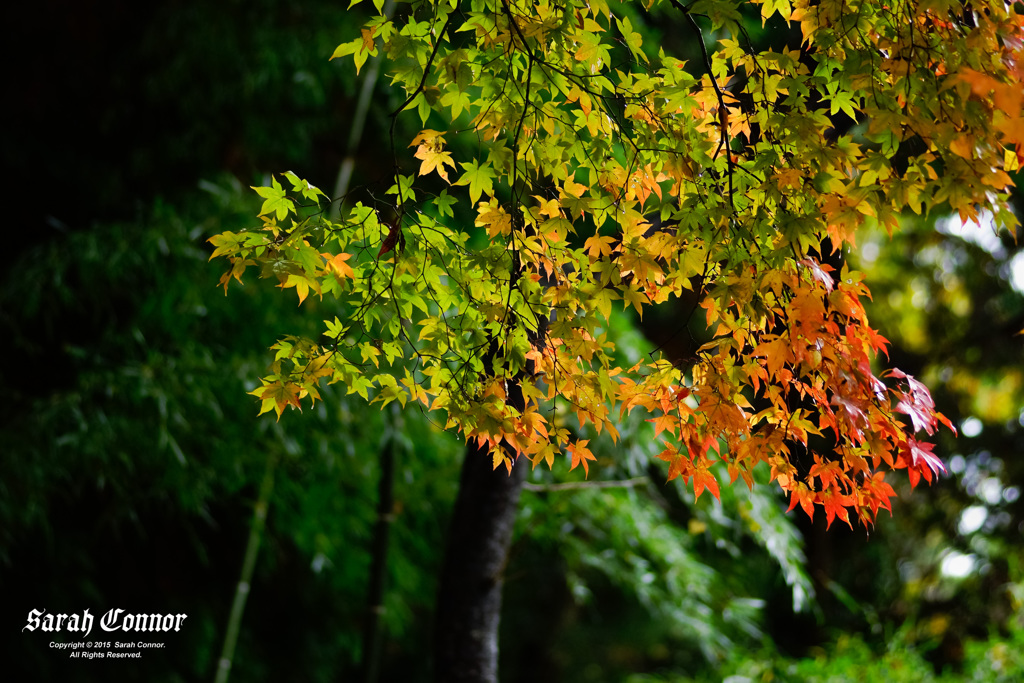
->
xmin=211 ymin=0 xmax=1022 ymax=526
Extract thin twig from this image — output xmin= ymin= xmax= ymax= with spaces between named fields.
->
xmin=523 ymin=476 xmax=650 ymax=492
xmin=331 ymin=0 xmax=398 ymax=219
xmin=668 ymin=0 xmax=735 ymax=211
xmin=386 ymin=2 xmax=459 ymax=223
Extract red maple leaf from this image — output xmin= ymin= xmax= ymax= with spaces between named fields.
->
xmin=808 ymin=455 xmax=846 ymax=492
xmin=889 ymin=369 xmax=939 ymax=435
xmin=903 ymin=438 xmax=946 ymax=487
xmin=819 ymin=489 xmax=854 ymax=529
xmin=657 ymin=444 xmax=693 ymax=482
xmin=859 ymin=472 xmax=896 ymax=518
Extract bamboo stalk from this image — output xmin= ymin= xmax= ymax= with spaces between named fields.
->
xmin=213 ymin=451 xmax=277 ymax=683
xmin=359 ymin=404 xmax=402 ymax=683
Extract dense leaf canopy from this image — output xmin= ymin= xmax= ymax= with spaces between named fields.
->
xmin=212 ymin=0 xmax=1024 ymax=526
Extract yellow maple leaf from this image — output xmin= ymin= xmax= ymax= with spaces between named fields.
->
xmin=409 ymin=129 xmax=455 ymax=182
xmin=414 ymin=146 xmax=455 ymax=182
xmin=321 ymin=251 xmax=355 ymax=280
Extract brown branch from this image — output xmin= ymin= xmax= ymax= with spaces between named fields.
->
xmin=668 ymin=0 xmax=735 ymax=211
xmin=523 ymin=476 xmax=650 ymax=493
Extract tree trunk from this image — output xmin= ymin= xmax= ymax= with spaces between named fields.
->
xmin=433 ymin=440 xmax=526 ymax=683
xmin=433 ymin=188 xmax=534 ymax=683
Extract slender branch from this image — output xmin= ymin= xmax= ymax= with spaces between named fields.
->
xmin=389 ymin=9 xmax=458 ymax=119
xmin=523 ymin=476 xmax=650 ymax=493
xmin=668 ymin=0 xmax=735 ymax=211
xmin=331 ymin=0 xmax=397 ymax=220
xmin=387 ymin=2 xmax=458 ymax=218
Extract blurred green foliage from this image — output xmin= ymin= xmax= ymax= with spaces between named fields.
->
xmin=627 ymin=616 xmax=1024 ymax=682
xmin=0 ymin=182 xmax=463 ymax=680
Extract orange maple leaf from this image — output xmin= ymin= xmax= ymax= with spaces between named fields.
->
xmin=819 ymin=489 xmax=854 ymax=529
xmin=567 ymin=439 xmax=597 ymax=477
xmin=321 ymin=251 xmax=355 ymax=280
xmin=693 ymin=465 xmax=721 ymax=501
xmin=786 ymin=481 xmax=817 ymax=520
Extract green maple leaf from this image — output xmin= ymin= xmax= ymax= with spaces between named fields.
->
xmin=454 ymin=160 xmax=495 ymax=204
xmin=615 ymin=16 xmax=647 ymax=63
xmin=252 ymin=176 xmax=295 ymax=221
xmin=435 ymin=189 xmax=457 ymax=218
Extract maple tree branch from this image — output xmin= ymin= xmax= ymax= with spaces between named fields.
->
xmin=668 ymin=0 xmax=735 ymax=211
xmin=388 ymin=5 xmax=458 ymax=210
xmin=523 ymin=476 xmax=649 ymax=492
xmin=389 ymin=8 xmax=457 ymax=120
xmin=330 ymin=0 xmax=397 ymax=220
